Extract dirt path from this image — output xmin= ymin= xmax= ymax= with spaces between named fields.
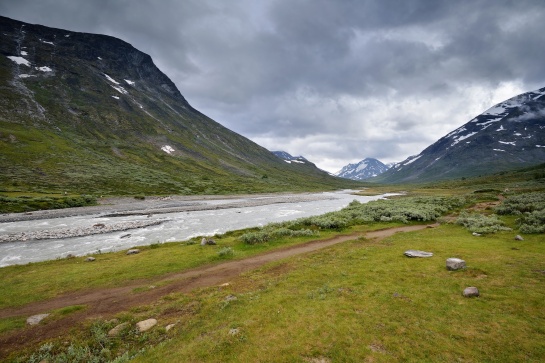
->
xmin=0 ymin=223 xmax=437 ymax=357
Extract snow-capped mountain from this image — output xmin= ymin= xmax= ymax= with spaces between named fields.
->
xmin=272 ymin=151 xmax=309 ymax=165
xmin=378 ymin=87 xmax=545 ymax=183
xmin=335 ymin=158 xmax=389 ymax=180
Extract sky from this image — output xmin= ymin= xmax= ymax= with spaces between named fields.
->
xmin=2 ymin=0 xmax=545 ymax=173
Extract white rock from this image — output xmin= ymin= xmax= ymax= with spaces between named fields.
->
xmin=136 ymin=318 xmax=157 ymax=332
xmin=27 ymin=313 xmax=49 ymax=325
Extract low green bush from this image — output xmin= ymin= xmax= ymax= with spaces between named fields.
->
xmin=456 ymin=212 xmax=512 ymax=234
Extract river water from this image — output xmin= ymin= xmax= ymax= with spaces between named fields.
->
xmin=0 ymin=190 xmax=391 ymax=267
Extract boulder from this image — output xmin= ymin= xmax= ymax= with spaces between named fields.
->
xmin=126 ymin=249 xmax=140 ymax=255
xmin=85 ymin=257 xmax=96 ymax=262
xmin=27 ymin=313 xmax=49 ymax=326
xmin=446 ymin=258 xmax=466 ymax=271
xmin=108 ymin=322 xmax=129 ymax=336
xmin=201 ymin=237 xmax=207 ymax=246
xmin=404 ymin=250 xmax=433 ymax=258
xmin=463 ymin=286 xmax=480 ymax=297
xmin=472 ymin=232 xmax=481 ymax=236
xmin=206 ymin=239 xmax=217 ymax=245
xmin=514 ymin=235 xmax=524 ymax=241
xmin=136 ymin=318 xmax=157 ymax=332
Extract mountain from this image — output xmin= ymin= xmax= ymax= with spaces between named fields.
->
xmin=335 ymin=158 xmax=389 ymax=180
xmin=272 ymin=151 xmax=309 ymax=164
xmin=377 ymin=87 xmax=545 ymax=183
xmin=0 ymin=16 xmax=360 ymax=195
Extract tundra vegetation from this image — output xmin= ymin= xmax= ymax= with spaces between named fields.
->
xmin=1 ymin=165 xmax=544 ymax=362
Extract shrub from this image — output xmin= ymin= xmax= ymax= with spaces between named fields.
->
xmin=456 ymin=212 xmax=512 ymax=234
xmin=217 ymin=247 xmax=234 ymax=258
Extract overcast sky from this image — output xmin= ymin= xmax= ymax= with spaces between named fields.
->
xmin=2 ymin=0 xmax=545 ymax=172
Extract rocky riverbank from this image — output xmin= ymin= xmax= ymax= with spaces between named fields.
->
xmin=0 ymin=220 xmax=165 ymax=243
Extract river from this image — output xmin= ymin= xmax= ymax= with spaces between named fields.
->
xmin=0 ymin=190 xmax=392 ymax=267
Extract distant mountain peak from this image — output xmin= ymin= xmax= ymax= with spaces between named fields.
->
xmin=335 ymin=158 xmax=389 ymax=180
xmin=272 ymin=151 xmax=308 ymax=164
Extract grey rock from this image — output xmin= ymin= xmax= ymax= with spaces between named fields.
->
xmin=136 ymin=318 xmax=157 ymax=332
xmin=85 ymin=257 xmax=96 ymax=262
xmin=27 ymin=313 xmax=49 ymax=325
xmin=201 ymin=237 xmax=207 ymax=246
xmin=404 ymin=250 xmax=433 ymax=258
xmin=463 ymin=286 xmax=480 ymax=297
xmin=108 ymin=322 xmax=129 ymax=336
xmin=165 ymin=323 xmax=176 ymax=332
xmin=126 ymin=249 xmax=140 ymax=255
xmin=472 ymin=232 xmax=481 ymax=236
xmin=515 ymin=235 xmax=524 ymax=241
xmin=446 ymin=258 xmax=466 ymax=271
xmin=229 ymin=328 xmax=240 ymax=336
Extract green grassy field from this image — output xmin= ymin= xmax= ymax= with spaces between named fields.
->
xmin=1 ymin=170 xmax=544 ymax=362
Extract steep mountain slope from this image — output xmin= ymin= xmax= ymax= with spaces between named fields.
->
xmin=377 ymin=87 xmax=545 ymax=183
xmin=335 ymin=158 xmax=389 ymax=180
xmin=0 ymin=16 xmax=359 ymax=195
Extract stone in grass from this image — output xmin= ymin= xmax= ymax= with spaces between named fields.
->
xmin=136 ymin=318 xmax=157 ymax=332
xmin=85 ymin=257 xmax=96 ymax=262
xmin=27 ymin=313 xmax=49 ymax=326
xmin=404 ymin=250 xmax=433 ymax=258
xmin=463 ymin=286 xmax=480 ymax=298
xmin=108 ymin=322 xmax=129 ymax=336
xmin=514 ymin=235 xmax=524 ymax=241
xmin=126 ymin=249 xmax=140 ymax=255
xmin=446 ymin=258 xmax=466 ymax=271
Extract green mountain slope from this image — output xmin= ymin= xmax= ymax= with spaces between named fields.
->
xmin=0 ymin=16 xmax=360 ymax=195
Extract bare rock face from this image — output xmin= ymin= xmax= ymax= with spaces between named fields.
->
xmin=136 ymin=318 xmax=157 ymax=332
xmin=404 ymin=250 xmax=433 ymax=258
xmin=446 ymin=258 xmax=466 ymax=271
xmin=463 ymin=286 xmax=480 ymax=297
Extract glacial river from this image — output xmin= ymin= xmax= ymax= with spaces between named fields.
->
xmin=0 ymin=190 xmax=393 ymax=267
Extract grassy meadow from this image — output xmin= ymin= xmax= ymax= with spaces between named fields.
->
xmin=1 ymin=167 xmax=544 ymax=362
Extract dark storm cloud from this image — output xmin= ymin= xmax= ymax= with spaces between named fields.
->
xmin=2 ymin=0 xmax=545 ymax=172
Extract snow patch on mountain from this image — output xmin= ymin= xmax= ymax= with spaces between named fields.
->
xmin=7 ymin=55 xmax=30 ymax=66
xmin=161 ymin=145 xmax=175 ymax=154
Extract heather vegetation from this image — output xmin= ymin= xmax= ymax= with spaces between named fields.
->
xmin=0 ymin=195 xmax=96 ymax=213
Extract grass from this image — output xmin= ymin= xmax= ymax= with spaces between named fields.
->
xmin=129 ymin=225 xmax=545 ymax=362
